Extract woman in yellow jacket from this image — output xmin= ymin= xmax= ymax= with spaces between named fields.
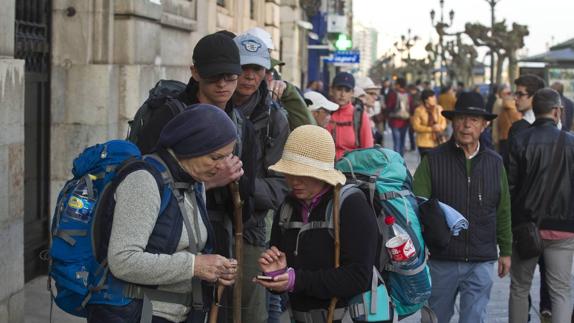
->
xmin=411 ymin=89 xmax=448 ymax=157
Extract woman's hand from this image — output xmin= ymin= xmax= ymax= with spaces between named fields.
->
xmin=258 ymin=246 xmax=287 ymax=273
xmin=252 ymin=272 xmax=289 ymax=293
xmin=194 ymin=254 xmax=238 ymax=285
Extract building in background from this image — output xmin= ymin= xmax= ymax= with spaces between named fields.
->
xmin=0 ymin=1 xmax=291 ymax=321
xmin=353 ymin=22 xmax=378 ymax=78
xmin=307 ymin=0 xmax=355 ymax=91
xmin=279 ymin=0 xmax=313 ymax=88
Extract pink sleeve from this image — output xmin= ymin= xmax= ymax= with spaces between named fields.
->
xmin=360 ymin=111 xmax=374 ymax=148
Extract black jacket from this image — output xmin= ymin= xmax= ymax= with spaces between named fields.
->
xmin=270 ymin=189 xmax=378 ymax=312
xmin=235 ymin=81 xmax=290 ymax=246
xmin=508 ymin=118 xmax=574 ymax=232
xmin=177 ymin=78 xmax=257 ymax=253
xmin=426 ymin=139 xmax=502 ymax=262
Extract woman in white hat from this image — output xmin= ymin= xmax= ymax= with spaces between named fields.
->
xmin=252 ymin=125 xmax=379 ymax=322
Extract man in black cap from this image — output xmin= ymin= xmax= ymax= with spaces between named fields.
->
xmin=507 ymin=88 xmax=574 ymax=323
xmin=177 ymin=32 xmax=262 ymax=323
xmin=413 ymin=92 xmax=512 ymax=323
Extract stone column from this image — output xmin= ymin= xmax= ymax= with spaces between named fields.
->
xmin=280 ymin=2 xmax=306 ymax=86
xmin=0 ymin=0 xmax=26 ymax=321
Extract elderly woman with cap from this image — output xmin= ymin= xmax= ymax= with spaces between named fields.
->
xmin=92 ymin=105 xmax=240 ymax=323
xmin=252 ymin=125 xmax=379 ymax=323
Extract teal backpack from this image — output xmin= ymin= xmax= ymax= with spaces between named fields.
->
xmin=336 ymin=147 xmax=432 ymax=318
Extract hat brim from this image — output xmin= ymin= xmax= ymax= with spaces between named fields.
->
xmin=442 ymin=110 xmax=497 ymax=121
xmin=333 ymin=83 xmax=354 ymax=90
xmin=308 ymin=100 xmax=339 ymax=112
xmin=240 ymin=56 xmax=271 ymax=69
xmin=269 ymin=158 xmax=346 ymax=187
xmin=197 ymin=62 xmax=242 ymax=78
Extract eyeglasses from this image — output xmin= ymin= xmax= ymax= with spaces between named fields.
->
xmin=204 ymin=74 xmax=239 ymax=84
xmin=513 ymin=91 xmax=529 ymax=98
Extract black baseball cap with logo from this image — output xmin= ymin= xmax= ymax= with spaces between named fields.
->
xmin=192 ymin=33 xmax=242 ymax=78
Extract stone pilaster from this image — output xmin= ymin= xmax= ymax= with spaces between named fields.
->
xmin=0 ymin=1 xmax=25 ymax=321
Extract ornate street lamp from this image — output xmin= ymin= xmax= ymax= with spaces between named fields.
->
xmin=430 ymin=0 xmax=455 ymax=86
xmin=485 ymin=0 xmax=501 ymax=93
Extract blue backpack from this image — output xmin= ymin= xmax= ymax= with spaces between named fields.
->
xmin=48 ymin=140 xmax=181 ymax=317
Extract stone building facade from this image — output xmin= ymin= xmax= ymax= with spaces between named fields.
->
xmin=0 ymin=0 xmax=312 ymax=321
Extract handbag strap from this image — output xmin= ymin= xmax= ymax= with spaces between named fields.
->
xmin=538 ymin=131 xmax=566 ymax=226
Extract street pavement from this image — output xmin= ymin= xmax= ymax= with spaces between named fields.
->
xmin=24 ymin=131 xmax=570 ymax=323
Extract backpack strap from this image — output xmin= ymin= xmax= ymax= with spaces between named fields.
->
xmin=279 ymin=185 xmax=362 ymax=255
xmin=142 ymin=154 xmax=204 ymax=311
xmin=352 ymin=100 xmax=364 ymax=147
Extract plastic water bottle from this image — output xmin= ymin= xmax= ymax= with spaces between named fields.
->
xmin=384 ymin=215 xmax=417 ymax=267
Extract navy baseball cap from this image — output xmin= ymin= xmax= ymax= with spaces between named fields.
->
xmin=332 ymin=72 xmax=355 ymax=90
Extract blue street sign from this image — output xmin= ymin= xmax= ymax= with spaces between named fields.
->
xmin=323 ymin=50 xmax=361 ymax=64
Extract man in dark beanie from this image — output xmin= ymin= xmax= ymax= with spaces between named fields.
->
xmin=507 ymin=88 xmax=574 ymax=323
xmin=413 ymin=92 xmax=512 ymax=323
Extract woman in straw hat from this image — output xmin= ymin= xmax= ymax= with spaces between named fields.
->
xmin=252 ymin=125 xmax=379 ymax=322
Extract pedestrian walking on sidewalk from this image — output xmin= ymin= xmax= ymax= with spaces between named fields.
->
xmin=413 ymin=92 xmax=512 ymax=323
xmin=507 ymin=88 xmax=574 ymax=323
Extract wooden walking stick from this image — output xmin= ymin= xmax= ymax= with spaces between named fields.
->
xmin=229 ymin=181 xmax=243 ymax=323
xmin=208 ymin=284 xmax=225 ymax=323
xmin=326 ymin=184 xmax=342 ymax=323
xmin=208 ymin=181 xmax=243 ymax=323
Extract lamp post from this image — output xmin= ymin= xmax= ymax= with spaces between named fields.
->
xmin=430 ymin=0 xmax=454 ymax=87
xmin=394 ymin=29 xmax=419 ymax=66
xmin=393 ymin=29 xmax=419 ymax=81
xmin=485 ymin=0 xmax=500 ymax=93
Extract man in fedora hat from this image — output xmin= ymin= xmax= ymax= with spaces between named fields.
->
xmin=507 ymin=88 xmax=574 ymax=323
xmin=413 ymin=92 xmax=512 ymax=323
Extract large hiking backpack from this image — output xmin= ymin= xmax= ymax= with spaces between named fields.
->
xmin=388 ymin=92 xmax=410 ymax=120
xmin=336 ymin=147 xmax=431 ymax=317
xmin=48 ymin=140 xmax=193 ymax=318
xmin=127 ymin=79 xmax=188 ymax=154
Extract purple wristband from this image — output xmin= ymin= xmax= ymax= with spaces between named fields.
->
xmin=286 ymin=267 xmax=296 ymax=292
xmin=264 ymin=268 xmax=287 ymax=278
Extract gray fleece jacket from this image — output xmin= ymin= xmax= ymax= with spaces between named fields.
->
xmin=107 ymin=169 xmax=207 ymax=322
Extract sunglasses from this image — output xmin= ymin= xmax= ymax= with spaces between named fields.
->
xmin=204 ymin=74 xmax=239 ymax=84
xmin=513 ymin=91 xmax=529 ymax=98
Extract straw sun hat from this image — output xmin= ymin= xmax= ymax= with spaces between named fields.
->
xmin=269 ymin=125 xmax=346 ymax=186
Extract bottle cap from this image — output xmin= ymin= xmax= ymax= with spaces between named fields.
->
xmin=384 ymin=216 xmax=395 ymax=225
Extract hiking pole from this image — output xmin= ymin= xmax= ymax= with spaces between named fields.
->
xmin=209 ymin=284 xmax=225 ymax=323
xmin=229 ymin=181 xmax=243 ymax=323
xmin=209 ymin=181 xmax=243 ymax=323
xmin=326 ymin=184 xmax=342 ymax=323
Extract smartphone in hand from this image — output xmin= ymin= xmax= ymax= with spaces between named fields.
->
xmin=255 ymin=275 xmax=274 ymax=281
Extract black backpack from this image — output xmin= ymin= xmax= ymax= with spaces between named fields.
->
xmin=127 ymin=80 xmax=187 ymax=154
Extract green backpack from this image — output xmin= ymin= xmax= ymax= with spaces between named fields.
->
xmin=336 ymin=147 xmax=432 ymax=318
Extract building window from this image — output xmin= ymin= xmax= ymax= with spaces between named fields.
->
xmin=217 ymin=0 xmax=225 ymax=7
